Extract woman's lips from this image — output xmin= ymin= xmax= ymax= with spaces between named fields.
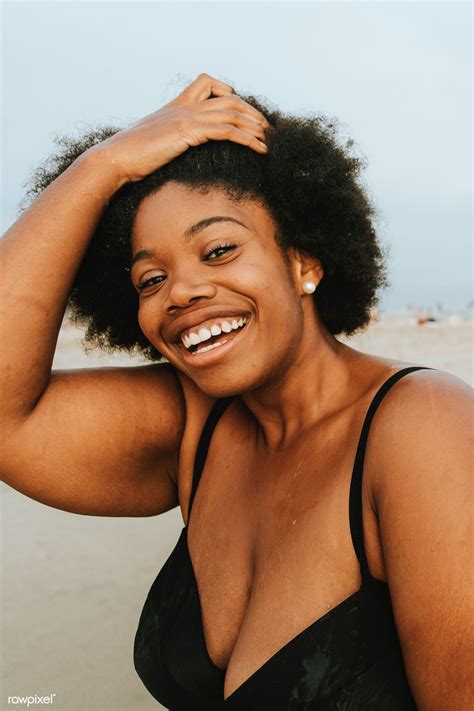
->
xmin=175 ymin=319 xmax=250 ymax=367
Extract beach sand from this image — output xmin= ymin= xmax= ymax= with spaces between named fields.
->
xmin=2 ymin=318 xmax=472 ymax=710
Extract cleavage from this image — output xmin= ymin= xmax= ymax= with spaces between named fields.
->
xmin=186 ymin=442 xmax=363 ymax=687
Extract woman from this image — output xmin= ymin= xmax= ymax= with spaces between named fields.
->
xmin=1 ymin=74 xmax=472 ymax=710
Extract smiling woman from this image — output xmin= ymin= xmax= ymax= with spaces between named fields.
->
xmin=21 ymin=85 xmax=387 ymax=363
xmin=1 ymin=74 xmax=472 ymax=711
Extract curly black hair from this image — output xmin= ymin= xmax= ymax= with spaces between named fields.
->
xmin=23 ymin=96 xmax=389 ymax=361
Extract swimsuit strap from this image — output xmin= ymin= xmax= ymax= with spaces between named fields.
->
xmin=349 ymin=366 xmax=434 ymax=582
xmin=188 ymin=396 xmax=234 ymax=521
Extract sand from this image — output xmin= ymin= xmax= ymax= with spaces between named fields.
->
xmin=2 ymin=317 xmax=472 ymax=710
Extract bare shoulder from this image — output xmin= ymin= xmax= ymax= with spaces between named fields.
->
xmin=365 ymin=365 xmax=472 ymax=497
xmin=172 ymin=369 xmax=218 ymax=522
xmin=371 ymin=365 xmax=471 ymax=445
xmin=361 ymin=366 xmax=473 ymax=708
xmin=171 ymin=372 xmax=252 ymax=523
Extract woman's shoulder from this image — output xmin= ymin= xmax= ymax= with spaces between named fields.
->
xmin=355 ymin=355 xmax=471 ymax=516
xmin=168 ymin=367 xmax=253 ymax=523
xmin=168 ymin=367 xmax=219 ymax=522
xmin=365 ymin=356 xmax=471 ymax=413
xmin=351 ymin=350 xmax=470 ymax=399
xmin=361 ymin=353 xmax=471 ymax=450
xmin=362 ymin=357 xmax=472 ymax=503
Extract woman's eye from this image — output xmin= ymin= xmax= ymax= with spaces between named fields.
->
xmin=137 ymin=275 xmax=165 ymax=292
xmin=204 ymin=243 xmax=237 ymax=260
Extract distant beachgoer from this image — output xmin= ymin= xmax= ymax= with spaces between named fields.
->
xmin=2 ymin=74 xmax=472 ymax=710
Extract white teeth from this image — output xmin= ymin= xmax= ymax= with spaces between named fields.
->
xmin=198 ymin=328 xmax=212 ymax=342
xmin=180 ymin=315 xmax=248 ymax=349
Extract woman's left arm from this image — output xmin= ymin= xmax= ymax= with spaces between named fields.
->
xmin=374 ymin=370 xmax=473 ymax=711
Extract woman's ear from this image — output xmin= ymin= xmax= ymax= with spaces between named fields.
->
xmin=287 ymin=247 xmax=324 ymax=293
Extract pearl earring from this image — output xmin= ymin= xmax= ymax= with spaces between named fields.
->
xmin=302 ymin=280 xmax=316 ymax=294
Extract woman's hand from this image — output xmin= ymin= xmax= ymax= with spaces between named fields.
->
xmin=93 ymin=73 xmax=269 ymax=185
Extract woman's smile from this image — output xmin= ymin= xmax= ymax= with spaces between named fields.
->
xmin=179 ymin=315 xmax=248 ymax=350
xmin=175 ymin=314 xmax=251 ymax=367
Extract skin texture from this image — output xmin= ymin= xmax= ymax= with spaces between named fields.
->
xmin=2 ymin=75 xmax=472 ymax=710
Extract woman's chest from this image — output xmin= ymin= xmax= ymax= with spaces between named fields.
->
xmin=181 ymin=418 xmax=386 ymax=697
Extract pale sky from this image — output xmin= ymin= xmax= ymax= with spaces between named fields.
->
xmin=2 ymin=1 xmax=472 ymax=312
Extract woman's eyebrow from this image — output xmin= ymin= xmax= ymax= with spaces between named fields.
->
xmin=131 ymin=248 xmax=157 ymax=268
xmin=131 ymin=216 xmax=249 ymax=267
xmin=183 ymin=215 xmax=249 ymax=240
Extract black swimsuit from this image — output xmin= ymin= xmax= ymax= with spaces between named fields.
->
xmin=134 ymin=366 xmax=431 ymax=709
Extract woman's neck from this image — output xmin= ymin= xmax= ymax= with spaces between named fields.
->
xmin=241 ymin=322 xmax=357 ymax=452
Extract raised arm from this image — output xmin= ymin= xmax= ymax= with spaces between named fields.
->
xmin=0 ymin=74 xmax=269 ymax=516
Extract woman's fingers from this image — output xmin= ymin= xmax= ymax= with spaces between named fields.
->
xmin=160 ymin=74 xmax=269 ymax=133
xmin=169 ymin=73 xmax=235 ymax=106
xmin=203 ymin=95 xmax=269 ymax=128
xmin=197 ymin=109 xmax=267 ymax=141
xmin=169 ymin=75 xmax=269 ymax=127
xmin=190 ymin=122 xmax=268 ymax=153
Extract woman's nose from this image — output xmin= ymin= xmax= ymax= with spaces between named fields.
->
xmin=165 ymin=274 xmax=217 ymax=313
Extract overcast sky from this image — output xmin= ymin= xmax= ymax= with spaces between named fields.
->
xmin=2 ymin=1 xmax=472 ymax=312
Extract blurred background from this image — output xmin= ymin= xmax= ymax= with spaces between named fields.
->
xmin=2 ymin=1 xmax=472 ymax=710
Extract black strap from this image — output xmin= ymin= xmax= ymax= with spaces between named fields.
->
xmin=348 ymin=366 xmax=434 ymax=582
xmin=187 ymin=396 xmax=234 ymax=522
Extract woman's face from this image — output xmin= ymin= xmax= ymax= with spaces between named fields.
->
xmin=131 ymin=182 xmax=316 ymax=397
